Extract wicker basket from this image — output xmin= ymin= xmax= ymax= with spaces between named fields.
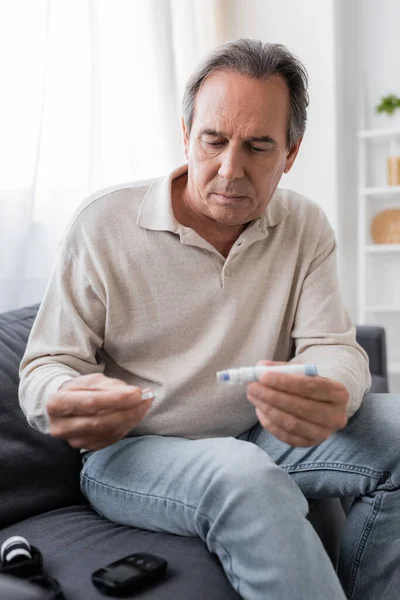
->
xmin=371 ymin=209 xmax=400 ymax=244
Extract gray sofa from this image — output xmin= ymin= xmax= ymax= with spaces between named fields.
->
xmin=0 ymin=304 xmax=388 ymax=599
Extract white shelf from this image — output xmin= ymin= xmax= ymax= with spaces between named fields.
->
xmin=366 ymin=306 xmax=400 ymax=312
xmin=361 ymin=185 xmax=400 ymax=196
xmin=358 ymin=128 xmax=400 ymax=139
xmin=358 ymin=126 xmax=400 ymax=391
xmin=365 ymin=244 xmax=400 ymax=252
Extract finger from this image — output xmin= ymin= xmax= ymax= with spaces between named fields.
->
xmin=48 ymin=387 xmax=153 ymax=418
xmin=254 ymin=403 xmax=330 ymax=445
xmin=247 ymin=385 xmax=347 ymax=430
xmin=50 ymin=398 xmax=153 ymax=440
xmin=68 ymin=437 xmax=118 ymax=451
xmin=48 ymin=388 xmax=146 ymax=418
xmin=255 ymin=408 xmax=319 ymax=448
xmin=63 ymin=374 xmax=132 ymax=391
xmin=257 ymin=360 xmax=288 ymax=366
xmin=255 ymin=371 xmax=347 ymax=405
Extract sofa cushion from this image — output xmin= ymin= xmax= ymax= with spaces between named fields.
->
xmin=370 ymin=375 xmax=388 ymax=393
xmin=355 ymin=325 xmax=388 ymax=389
xmin=0 ymin=506 xmax=240 ymax=600
xmin=0 ymin=305 xmax=86 ymax=528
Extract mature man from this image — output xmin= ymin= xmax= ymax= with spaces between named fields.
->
xmin=19 ymin=39 xmax=400 ymax=600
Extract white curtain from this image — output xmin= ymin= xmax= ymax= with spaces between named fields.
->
xmin=0 ymin=0 xmax=225 ymax=313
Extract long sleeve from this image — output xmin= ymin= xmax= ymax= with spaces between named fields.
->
xmin=289 ymin=213 xmax=371 ymax=417
xmin=19 ymin=245 xmax=106 ymax=433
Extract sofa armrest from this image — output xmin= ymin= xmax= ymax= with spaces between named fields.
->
xmin=355 ymin=325 xmax=388 ymax=393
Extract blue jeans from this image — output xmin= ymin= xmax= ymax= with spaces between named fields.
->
xmin=80 ymin=393 xmax=400 ymax=599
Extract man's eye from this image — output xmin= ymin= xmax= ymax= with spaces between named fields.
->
xmin=205 ymin=141 xmax=224 ymax=147
xmin=249 ymin=146 xmax=265 ymax=153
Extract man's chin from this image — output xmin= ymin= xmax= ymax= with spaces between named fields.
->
xmin=208 ymin=207 xmax=251 ymax=227
xmin=211 ymin=193 xmax=249 ymax=206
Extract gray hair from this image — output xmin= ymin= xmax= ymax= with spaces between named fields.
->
xmin=182 ymin=38 xmax=309 ymax=149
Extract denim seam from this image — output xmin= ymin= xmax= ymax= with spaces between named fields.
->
xmin=199 ymin=519 xmax=241 ymax=595
xmin=82 ymin=473 xmax=206 ymax=511
xmin=346 ymin=491 xmax=383 ymax=598
xmin=81 ymin=475 xmax=241 ymax=593
xmin=282 ymin=462 xmax=388 ymax=479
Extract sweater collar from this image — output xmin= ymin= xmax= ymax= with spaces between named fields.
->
xmin=136 ymin=163 xmax=290 ymax=236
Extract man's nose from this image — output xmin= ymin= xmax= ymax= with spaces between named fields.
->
xmin=217 ymin=147 xmax=245 ymax=181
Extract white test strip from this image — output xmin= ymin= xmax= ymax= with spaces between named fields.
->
xmin=141 ymin=391 xmax=156 ymax=401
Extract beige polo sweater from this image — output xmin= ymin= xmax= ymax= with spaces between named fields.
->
xmin=19 ymin=164 xmax=371 ymax=438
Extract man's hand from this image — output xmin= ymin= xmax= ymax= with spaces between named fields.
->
xmin=246 ymin=360 xmax=349 ymax=447
xmin=47 ymin=373 xmax=154 ymax=451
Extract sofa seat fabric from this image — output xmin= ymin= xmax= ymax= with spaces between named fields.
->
xmin=0 ymin=506 xmax=240 ymax=600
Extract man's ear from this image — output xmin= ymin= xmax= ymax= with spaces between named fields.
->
xmin=284 ymin=137 xmax=303 ymax=174
xmin=182 ymin=117 xmax=190 ymax=160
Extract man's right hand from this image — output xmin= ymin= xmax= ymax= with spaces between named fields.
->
xmin=47 ymin=373 xmax=154 ymax=451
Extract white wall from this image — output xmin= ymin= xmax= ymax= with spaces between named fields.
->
xmin=335 ymin=0 xmax=400 ymax=321
xmin=358 ymin=0 xmax=400 ymax=130
xmin=335 ymin=0 xmax=400 ymax=392
xmin=334 ymin=0 xmax=362 ymax=322
xmin=222 ymin=0 xmax=338 ymax=229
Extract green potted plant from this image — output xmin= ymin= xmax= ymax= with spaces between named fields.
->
xmin=375 ymin=93 xmax=400 ymax=129
xmin=375 ymin=94 xmax=400 ymax=186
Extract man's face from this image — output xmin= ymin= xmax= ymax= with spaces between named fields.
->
xmin=182 ymin=71 xmax=302 ymax=227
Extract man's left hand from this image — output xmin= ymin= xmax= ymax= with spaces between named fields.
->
xmin=247 ymin=361 xmax=349 ymax=447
